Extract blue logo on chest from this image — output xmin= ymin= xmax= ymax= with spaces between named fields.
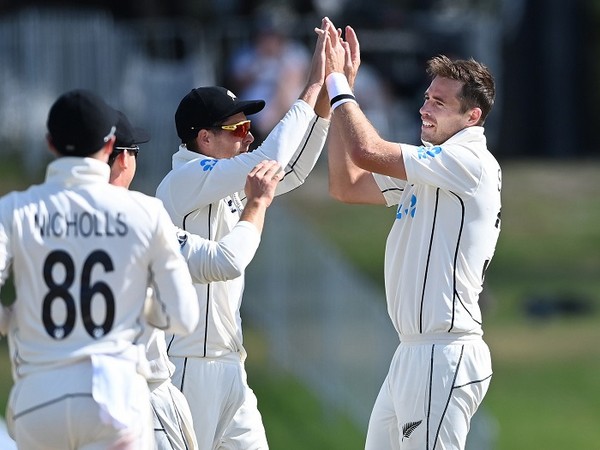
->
xmin=396 ymin=194 xmax=417 ymax=220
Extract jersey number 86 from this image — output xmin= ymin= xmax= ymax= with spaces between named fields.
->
xmin=42 ymin=249 xmax=115 ymax=340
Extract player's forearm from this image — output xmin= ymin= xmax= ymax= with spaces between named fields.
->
xmin=300 ymin=17 xmax=327 ymax=109
xmin=314 ymin=85 xmax=331 ymax=119
xmin=337 ymin=103 xmax=408 ymax=181
xmin=328 ymin=113 xmax=386 ymax=204
xmin=328 ymin=117 xmax=364 ymax=200
xmin=326 ymin=70 xmax=407 ymax=181
xmin=239 ymin=198 xmax=268 ymax=234
xmin=299 ymin=42 xmax=326 ymax=109
xmin=298 ymin=81 xmax=324 ymax=109
xmin=334 ymin=102 xmax=376 ymax=165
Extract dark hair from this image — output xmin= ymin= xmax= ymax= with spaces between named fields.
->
xmin=107 ymin=150 xmax=121 ymax=167
xmin=182 ymin=124 xmax=226 ymax=153
xmin=183 ymin=138 xmax=200 ymax=152
xmin=426 ymin=55 xmax=495 ymax=125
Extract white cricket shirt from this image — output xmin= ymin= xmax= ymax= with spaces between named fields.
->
xmin=143 ymin=222 xmax=261 ymax=382
xmin=373 ymin=127 xmax=502 ymax=337
xmin=156 ymin=99 xmax=329 ymax=360
xmin=0 ymin=157 xmax=198 ymax=378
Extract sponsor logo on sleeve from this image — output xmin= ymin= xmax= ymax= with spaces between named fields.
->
xmin=417 ymin=145 xmax=442 ymax=159
xmin=200 ymin=159 xmax=218 ymax=171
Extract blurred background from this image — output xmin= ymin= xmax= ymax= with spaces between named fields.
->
xmin=0 ymin=0 xmax=599 ymax=449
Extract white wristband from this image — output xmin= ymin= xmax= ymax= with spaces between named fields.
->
xmin=326 ymin=73 xmax=357 ymax=111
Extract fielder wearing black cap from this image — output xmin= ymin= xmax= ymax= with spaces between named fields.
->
xmin=115 ymin=111 xmax=150 ymax=148
xmin=47 ymin=89 xmax=118 ymax=157
xmin=108 ymin=111 xmax=151 ymax=167
xmin=175 ymin=86 xmax=265 ymax=142
xmin=155 ymin=23 xmax=332 ymax=448
xmin=5 ymin=89 xmax=199 ymax=450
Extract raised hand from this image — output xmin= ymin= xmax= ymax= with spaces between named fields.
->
xmin=244 ymin=160 xmax=282 ymax=208
xmin=343 ymin=25 xmax=361 ymax=89
xmin=307 ymin=17 xmax=329 ymax=88
xmin=322 ymin=17 xmax=346 ymax=77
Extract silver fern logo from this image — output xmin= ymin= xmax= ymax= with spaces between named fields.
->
xmin=402 ymin=420 xmax=422 ymax=441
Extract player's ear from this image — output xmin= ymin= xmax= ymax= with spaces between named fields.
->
xmin=121 ymin=150 xmax=134 ymax=169
xmin=466 ymin=107 xmax=482 ymax=126
xmin=197 ymin=129 xmax=212 ymax=144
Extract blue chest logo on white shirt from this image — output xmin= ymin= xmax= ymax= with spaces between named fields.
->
xmin=200 ymin=159 xmax=218 ymax=171
xmin=396 ymin=194 xmax=417 ymax=220
xmin=417 ymin=146 xmax=442 ymax=159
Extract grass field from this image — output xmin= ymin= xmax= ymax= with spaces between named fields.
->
xmin=1 ymin=155 xmax=599 ymax=449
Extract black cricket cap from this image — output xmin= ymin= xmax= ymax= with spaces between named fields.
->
xmin=47 ymin=89 xmax=118 ymax=157
xmin=175 ymin=86 xmax=265 ymax=141
xmin=115 ymin=111 xmax=150 ymax=148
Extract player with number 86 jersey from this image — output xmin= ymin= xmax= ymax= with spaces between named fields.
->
xmin=0 ymin=89 xmax=198 ymax=450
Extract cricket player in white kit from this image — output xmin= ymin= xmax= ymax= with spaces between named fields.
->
xmin=323 ymin=19 xmax=501 ymax=450
xmin=0 ymin=90 xmax=199 ymax=450
xmin=108 ymin=110 xmax=199 ymax=450
xmin=108 ymin=111 xmax=283 ymax=450
xmin=155 ymin=22 xmax=331 ymax=450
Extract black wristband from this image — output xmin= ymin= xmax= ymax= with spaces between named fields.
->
xmin=330 ymin=93 xmax=356 ymax=107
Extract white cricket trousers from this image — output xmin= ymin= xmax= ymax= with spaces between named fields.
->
xmin=365 ymin=335 xmax=492 ymax=450
xmin=7 ymin=359 xmax=153 ymax=450
xmin=171 ymin=354 xmax=268 ymax=450
xmin=149 ymin=378 xmax=199 ymax=450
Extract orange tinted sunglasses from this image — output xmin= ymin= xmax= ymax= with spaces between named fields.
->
xmin=215 ymin=120 xmax=251 ymax=139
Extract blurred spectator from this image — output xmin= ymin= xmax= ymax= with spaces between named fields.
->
xmin=227 ymin=6 xmax=310 ymax=144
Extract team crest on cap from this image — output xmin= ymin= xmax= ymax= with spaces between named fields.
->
xmin=227 ymin=90 xmax=237 ymax=100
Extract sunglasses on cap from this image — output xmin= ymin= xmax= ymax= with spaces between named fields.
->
xmin=211 ymin=120 xmax=251 ymax=139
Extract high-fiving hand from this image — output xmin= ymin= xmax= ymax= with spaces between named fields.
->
xmin=319 ymin=17 xmax=361 ymax=89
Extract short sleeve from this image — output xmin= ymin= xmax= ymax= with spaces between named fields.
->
xmin=402 ymin=143 xmax=483 ymax=195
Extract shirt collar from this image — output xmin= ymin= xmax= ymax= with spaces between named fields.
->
xmin=172 ymin=145 xmax=212 ymax=169
xmin=45 ymin=157 xmax=110 ymax=186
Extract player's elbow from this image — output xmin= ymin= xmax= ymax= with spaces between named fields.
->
xmin=348 ymin=143 xmax=376 ymax=170
xmin=328 ymin=180 xmax=364 ymax=204
xmin=216 ymin=248 xmax=247 ymax=280
xmin=212 ymin=261 xmax=244 ymax=281
xmin=189 ymin=258 xmax=245 ymax=284
xmin=328 ymin=183 xmax=350 ymax=203
xmin=226 ymin=262 xmax=244 ymax=279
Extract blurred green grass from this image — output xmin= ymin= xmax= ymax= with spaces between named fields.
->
xmin=2 ymin=156 xmax=599 ymax=449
